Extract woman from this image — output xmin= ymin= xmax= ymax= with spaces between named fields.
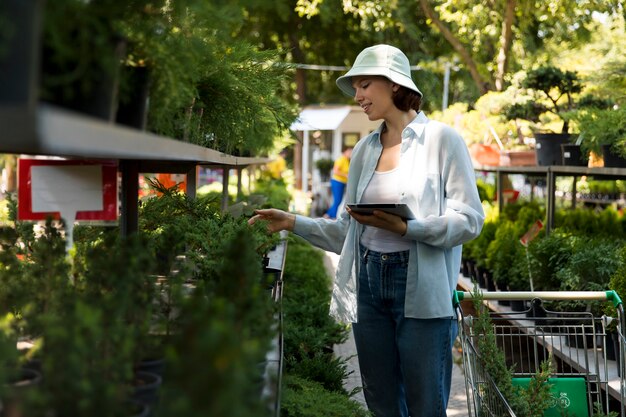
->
xmin=249 ymin=44 xmax=484 ymax=417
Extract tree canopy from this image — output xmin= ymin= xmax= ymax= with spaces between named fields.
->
xmin=235 ymin=0 xmax=624 ymax=109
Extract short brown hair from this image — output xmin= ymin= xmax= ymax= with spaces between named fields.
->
xmin=393 ymin=86 xmax=422 ymax=111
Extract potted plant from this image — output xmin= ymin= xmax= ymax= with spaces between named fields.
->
xmin=605 ymin=248 xmax=626 ymax=371
xmin=315 ymin=158 xmax=334 ymax=182
xmin=504 ymin=66 xmax=613 ymax=166
xmin=568 ymin=106 xmax=626 ymax=167
xmin=469 ymin=286 xmax=554 ymax=417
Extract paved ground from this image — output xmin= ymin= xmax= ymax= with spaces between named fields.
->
xmin=324 ymin=251 xmax=469 ymax=417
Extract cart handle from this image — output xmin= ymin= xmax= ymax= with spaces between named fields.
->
xmin=453 ymin=290 xmax=623 ymax=308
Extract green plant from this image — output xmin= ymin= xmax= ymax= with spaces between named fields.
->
xmin=281 ymin=375 xmax=372 ymax=417
xmin=476 ymin=178 xmax=496 ymax=202
xmin=504 ymin=66 xmax=613 ymax=134
xmin=471 ymin=219 xmax=497 ymax=270
xmin=568 ymin=107 xmax=626 ymax=157
xmin=526 ymin=232 xmax=575 ymax=291
xmin=470 ymin=286 xmax=554 ymax=417
xmin=604 ymin=246 xmax=626 ymax=323
xmin=555 ymin=236 xmax=623 ymax=314
xmin=315 ymin=158 xmax=335 ymax=178
xmin=156 ymin=229 xmax=276 ymax=417
xmin=282 ymin=237 xmax=350 ymax=391
xmin=486 ymin=219 xmax=527 ymax=290
xmin=591 ymin=401 xmax=619 ymax=417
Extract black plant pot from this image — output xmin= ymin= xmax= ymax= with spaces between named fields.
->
xmin=535 ymin=133 xmax=572 ymax=166
xmin=136 ymin=357 xmax=166 ymax=378
xmin=132 ymin=370 xmax=162 ymax=408
xmin=601 ymin=144 xmax=626 ymax=168
xmin=484 ymin=271 xmax=496 ymax=292
xmin=474 ymin=265 xmax=487 ymax=288
xmin=3 ymin=367 xmax=43 ymax=417
xmin=561 ymin=143 xmax=588 ymax=166
xmin=466 ymin=260 xmax=477 ymax=281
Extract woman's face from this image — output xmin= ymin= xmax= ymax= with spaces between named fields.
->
xmin=351 ymin=76 xmax=396 ymax=120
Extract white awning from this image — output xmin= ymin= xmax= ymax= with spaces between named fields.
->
xmin=290 ymin=106 xmax=352 ymax=131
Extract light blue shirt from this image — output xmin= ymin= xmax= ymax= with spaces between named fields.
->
xmin=293 ymin=112 xmax=485 ymax=323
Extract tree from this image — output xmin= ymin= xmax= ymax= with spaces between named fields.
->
xmin=419 ymin=0 xmax=622 ymax=93
xmin=321 ymin=0 xmax=621 ymax=94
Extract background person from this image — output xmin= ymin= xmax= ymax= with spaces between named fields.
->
xmin=249 ymin=44 xmax=484 ymax=417
xmin=325 ymin=146 xmax=353 ymax=219
xmin=265 ymin=148 xmax=288 ymax=180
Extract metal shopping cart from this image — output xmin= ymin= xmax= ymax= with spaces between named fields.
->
xmin=453 ymin=290 xmax=626 ymax=417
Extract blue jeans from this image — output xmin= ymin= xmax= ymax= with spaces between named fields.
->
xmin=353 ymin=245 xmax=457 ymax=417
xmin=326 ymin=178 xmax=346 ymax=218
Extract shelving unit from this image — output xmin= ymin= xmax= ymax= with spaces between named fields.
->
xmin=1 ymin=4 xmax=287 ymax=414
xmin=1 ymin=103 xmax=270 ymax=234
xmin=476 ymin=165 xmax=626 ymax=233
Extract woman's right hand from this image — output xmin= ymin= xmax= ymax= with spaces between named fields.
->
xmin=248 ymin=208 xmax=296 ymax=233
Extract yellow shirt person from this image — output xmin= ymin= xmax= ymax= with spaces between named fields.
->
xmin=325 ymin=147 xmax=352 ymax=218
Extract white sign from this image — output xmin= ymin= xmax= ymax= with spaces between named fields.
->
xmin=31 ymin=165 xmax=104 ymax=251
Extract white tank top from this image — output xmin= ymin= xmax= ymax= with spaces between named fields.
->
xmin=360 ymin=167 xmax=412 ymax=252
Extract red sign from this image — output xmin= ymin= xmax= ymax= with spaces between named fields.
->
xmin=18 ymin=159 xmax=118 ymax=221
xmin=520 ymin=220 xmax=543 ymax=247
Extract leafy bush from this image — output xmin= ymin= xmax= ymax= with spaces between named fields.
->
xmin=156 ymin=229 xmax=275 ymax=417
xmin=281 ymin=375 xmax=371 ymax=417
xmin=526 ymin=232 xmax=575 ymax=291
xmin=282 ymin=237 xmax=349 ymax=391
xmin=555 ymin=206 xmax=625 ymax=238
xmin=470 ymin=287 xmax=554 ymax=417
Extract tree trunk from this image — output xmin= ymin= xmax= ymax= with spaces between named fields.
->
xmin=418 ymin=0 xmax=494 ymax=94
xmin=495 ymin=0 xmax=516 ymax=91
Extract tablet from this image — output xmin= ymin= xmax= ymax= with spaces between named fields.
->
xmin=347 ymin=203 xmax=416 ymax=220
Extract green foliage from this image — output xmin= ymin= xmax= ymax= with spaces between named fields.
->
xmin=591 ymin=401 xmax=619 ymax=417
xmin=315 ymin=158 xmax=334 ymax=176
xmin=40 ymin=0 xmax=297 ymax=156
xmin=139 ymin=179 xmax=279 ymax=280
xmin=505 ymin=65 xmax=613 ymax=134
xmin=476 ymin=178 xmax=496 ymax=202
xmin=605 ymin=246 xmax=626 ymax=322
xmin=28 ymin=299 xmax=134 ymax=417
xmin=468 ymin=219 xmax=496 ymax=269
xmin=252 ymin=177 xmax=292 ymax=211
xmin=281 ymin=375 xmax=372 ymax=417
xmin=73 ymin=231 xmax=157 ymax=363
xmin=568 ymin=107 xmax=626 ymax=157
xmin=282 ymin=237 xmax=350 ymax=392
xmin=470 ymin=286 xmax=554 ymax=417
xmin=561 ymin=237 xmax=624 ymax=291
xmin=526 ymin=231 xmax=575 ymax=291
xmin=555 ymin=206 xmax=625 ymax=238
xmin=550 ymin=236 xmax=623 ymax=314
xmin=486 ymin=219 xmax=526 ymax=290
xmin=156 ymin=229 xmax=275 ymax=417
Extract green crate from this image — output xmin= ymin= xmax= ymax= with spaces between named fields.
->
xmin=511 ymin=377 xmax=589 ymax=417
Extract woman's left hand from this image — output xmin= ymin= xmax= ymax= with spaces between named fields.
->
xmin=346 ymin=206 xmax=408 ymax=236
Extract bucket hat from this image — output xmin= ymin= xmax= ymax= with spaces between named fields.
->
xmin=336 ymin=44 xmax=422 ymax=97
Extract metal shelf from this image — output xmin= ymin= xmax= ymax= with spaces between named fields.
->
xmin=1 ymin=103 xmax=270 ymax=234
xmin=0 ymin=103 xmax=268 ymax=167
xmin=477 ymin=165 xmax=626 ymax=233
